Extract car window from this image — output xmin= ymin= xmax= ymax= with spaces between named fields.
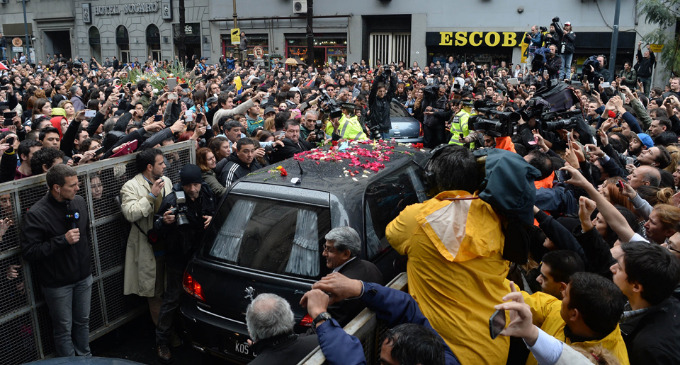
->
xmin=207 ymin=195 xmax=332 ymax=278
xmin=365 ymin=165 xmax=425 ymax=258
xmin=390 ymin=100 xmax=409 ymax=118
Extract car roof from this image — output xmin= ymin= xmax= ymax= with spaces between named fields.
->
xmin=236 ymin=141 xmax=428 ymax=194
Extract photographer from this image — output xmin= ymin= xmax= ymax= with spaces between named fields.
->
xmin=368 ymin=66 xmax=397 ymax=140
xmin=525 ymin=25 xmax=544 ymax=65
xmin=543 ymin=45 xmax=563 ymax=81
xmin=422 ymin=84 xmax=450 ymax=148
xmin=552 ymin=18 xmax=576 ymax=80
xmin=153 ymin=164 xmax=216 ymax=363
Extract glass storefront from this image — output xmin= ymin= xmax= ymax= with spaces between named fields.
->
xmin=285 ymin=33 xmax=347 ymax=67
xmin=221 ymin=33 xmax=269 ymax=59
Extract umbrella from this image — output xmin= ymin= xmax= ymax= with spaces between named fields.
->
xmin=285 ymin=58 xmax=298 ymax=66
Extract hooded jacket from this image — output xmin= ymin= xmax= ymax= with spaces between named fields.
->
xmin=386 ymin=191 xmax=510 ymax=364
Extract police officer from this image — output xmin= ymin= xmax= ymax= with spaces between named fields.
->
xmin=449 ymin=96 xmax=475 ymax=148
xmin=334 ymin=103 xmax=369 ymax=141
xmin=153 ymin=164 xmax=215 ymax=363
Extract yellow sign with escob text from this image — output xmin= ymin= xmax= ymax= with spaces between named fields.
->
xmin=437 ymin=32 xmax=522 ymax=47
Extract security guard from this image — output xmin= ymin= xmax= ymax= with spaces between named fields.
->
xmin=334 ymin=103 xmax=369 ymax=141
xmin=449 ymin=98 xmax=475 ymax=148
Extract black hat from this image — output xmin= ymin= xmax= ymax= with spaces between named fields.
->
xmin=180 ymin=164 xmax=203 ymax=185
xmin=264 ymin=106 xmax=277 ymax=115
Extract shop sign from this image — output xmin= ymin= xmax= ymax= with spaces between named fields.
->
xmin=649 ymin=44 xmax=664 ymax=53
xmin=93 ymin=2 xmax=159 ymax=16
xmin=231 ymin=28 xmax=240 ymax=45
xmin=12 ymin=38 xmax=23 ymax=47
xmin=12 ymin=47 xmax=24 ymax=53
xmin=427 ymin=32 xmax=523 ymax=47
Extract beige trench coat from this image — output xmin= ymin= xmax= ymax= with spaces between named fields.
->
xmin=120 ymin=173 xmax=173 ymax=297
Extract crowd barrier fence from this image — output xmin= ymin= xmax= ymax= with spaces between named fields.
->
xmin=0 ymin=141 xmax=195 ymax=364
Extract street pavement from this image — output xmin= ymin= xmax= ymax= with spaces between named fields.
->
xmin=90 ymin=312 xmax=237 ymax=364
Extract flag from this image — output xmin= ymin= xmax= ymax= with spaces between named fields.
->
xmin=0 ymin=62 xmax=8 ymax=71
xmin=234 ymin=76 xmax=242 ymax=95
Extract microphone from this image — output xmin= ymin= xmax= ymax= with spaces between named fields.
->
xmin=66 ymin=210 xmax=80 ymax=229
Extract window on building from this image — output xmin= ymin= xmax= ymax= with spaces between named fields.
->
xmin=369 ymin=32 xmax=411 ymax=68
xmin=88 ymin=26 xmax=101 ymax=62
xmin=146 ymin=24 xmax=161 ymax=62
xmin=116 ymin=25 xmax=130 ymax=64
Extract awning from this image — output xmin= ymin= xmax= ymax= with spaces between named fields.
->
xmin=2 ymin=23 xmax=33 ymax=38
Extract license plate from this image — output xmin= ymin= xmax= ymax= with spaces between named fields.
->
xmin=232 ymin=340 xmax=251 ymax=357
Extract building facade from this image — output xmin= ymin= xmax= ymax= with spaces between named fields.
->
xmin=0 ymin=0 xmax=669 ymax=83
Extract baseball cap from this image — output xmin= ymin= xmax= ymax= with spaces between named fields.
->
xmin=637 ymin=133 xmax=654 ymax=149
xmin=264 ymin=106 xmax=277 ymax=115
xmin=564 ymin=21 xmax=572 ymax=26
xmin=206 ymin=96 xmax=218 ymax=104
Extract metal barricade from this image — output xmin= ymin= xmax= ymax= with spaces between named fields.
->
xmin=0 ymin=141 xmax=196 ymax=365
xmin=297 ymin=272 xmax=408 ymax=365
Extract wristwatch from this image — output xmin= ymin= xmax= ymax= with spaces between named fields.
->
xmin=312 ymin=312 xmax=332 ymax=328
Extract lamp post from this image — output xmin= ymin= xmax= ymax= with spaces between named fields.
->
xmin=22 ymin=0 xmax=31 ymax=64
xmin=233 ymin=0 xmax=238 ymax=28
xmin=306 ymin=0 xmax=314 ymax=67
xmin=607 ymin=0 xmax=621 ymax=82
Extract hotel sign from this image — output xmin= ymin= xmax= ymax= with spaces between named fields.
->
xmin=93 ymin=2 xmax=160 ymax=16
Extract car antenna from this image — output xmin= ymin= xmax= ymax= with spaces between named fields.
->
xmin=297 ymin=160 xmax=304 ymax=176
xmin=290 ymin=161 xmax=304 ymax=185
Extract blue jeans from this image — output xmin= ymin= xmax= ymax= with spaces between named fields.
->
xmin=41 ymin=275 xmax=93 ymax=357
xmin=560 ymin=53 xmax=573 ymax=80
xmin=638 ymin=76 xmax=652 ymax=96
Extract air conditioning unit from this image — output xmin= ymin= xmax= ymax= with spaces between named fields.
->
xmin=293 ymin=0 xmax=307 ymax=14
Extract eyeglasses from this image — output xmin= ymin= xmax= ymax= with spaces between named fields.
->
xmin=666 ymin=243 xmax=680 ymax=255
xmin=322 ymin=245 xmax=336 ymax=253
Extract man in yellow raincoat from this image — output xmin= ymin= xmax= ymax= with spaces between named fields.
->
xmin=520 ymin=272 xmax=629 ymax=365
xmin=386 ymin=145 xmax=510 ymax=364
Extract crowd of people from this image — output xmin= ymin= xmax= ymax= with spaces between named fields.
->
xmin=2 ymin=17 xmax=679 ymax=364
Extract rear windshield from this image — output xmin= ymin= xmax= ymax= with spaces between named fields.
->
xmin=205 ymin=195 xmax=332 ymax=279
xmin=390 ymin=100 xmax=410 ymax=117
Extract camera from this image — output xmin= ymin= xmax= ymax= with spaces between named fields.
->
xmin=552 ymin=16 xmax=560 ymax=23
xmin=383 ymin=68 xmax=391 ymax=77
xmin=539 ymin=26 xmax=548 ymax=32
xmin=169 ymin=191 xmax=190 ymax=226
xmin=314 ymin=120 xmax=325 ymax=142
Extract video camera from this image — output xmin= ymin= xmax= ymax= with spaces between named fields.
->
xmin=519 ymin=97 xmax=551 ymax=121
xmin=470 ymin=99 xmax=520 ymax=137
xmin=540 ymin=109 xmax=582 ymax=132
xmin=318 ymin=91 xmax=342 ymax=119
xmin=542 ymin=118 xmax=579 ymax=132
